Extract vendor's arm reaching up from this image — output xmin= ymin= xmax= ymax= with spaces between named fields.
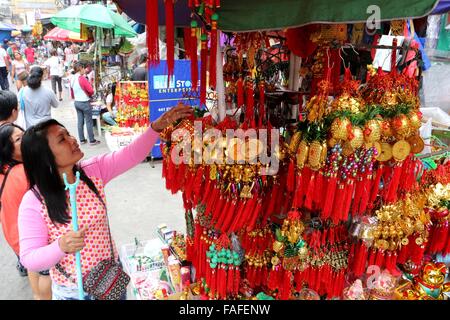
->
xmin=18 ymin=103 xmax=192 ymax=272
xmin=81 ymin=103 xmax=193 ymax=184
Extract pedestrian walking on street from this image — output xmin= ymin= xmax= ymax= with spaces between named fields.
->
xmin=21 ymin=67 xmax=59 ymax=128
xmin=44 ymin=50 xmax=64 ymax=101
xmin=70 ymin=61 xmax=99 ymax=145
xmin=24 ymin=43 xmax=35 ymax=65
xmin=11 ymin=51 xmax=28 ymax=91
xmin=0 ymin=90 xmax=18 ymax=125
xmin=0 ymin=45 xmax=9 ymax=90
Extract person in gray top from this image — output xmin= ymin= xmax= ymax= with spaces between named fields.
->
xmin=21 ymin=66 xmax=58 ymax=128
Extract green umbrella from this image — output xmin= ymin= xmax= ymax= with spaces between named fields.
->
xmin=51 ymin=4 xmax=136 ymax=38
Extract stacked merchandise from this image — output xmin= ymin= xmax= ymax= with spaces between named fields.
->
xmin=115 ymin=81 xmax=150 ymax=130
xmin=154 ymin=1 xmax=450 ymax=300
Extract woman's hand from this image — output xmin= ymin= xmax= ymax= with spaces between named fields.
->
xmin=151 ymin=103 xmax=194 ymax=133
xmin=58 ymin=225 xmax=88 ymax=254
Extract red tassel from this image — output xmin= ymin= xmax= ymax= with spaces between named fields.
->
xmin=374 ymin=250 xmax=385 ymax=269
xmin=314 ymin=172 xmax=324 ymax=209
xmin=358 ymin=175 xmax=371 ymax=215
xmin=444 ymin=227 xmax=450 ymax=255
xmin=222 ymin=200 xmax=241 ymax=233
xmin=235 ymin=194 xmax=258 ymax=231
xmin=292 ymin=173 xmax=303 ymax=208
xmin=212 ymin=194 xmax=226 ymax=223
xmin=322 ymin=175 xmax=337 ymax=219
xmin=224 ymin=198 xmax=239 ymax=232
xmin=281 ymin=270 xmax=292 ymax=300
xmin=304 ymin=171 xmax=317 ymax=210
xmin=146 ymin=0 xmax=160 ymax=65
xmin=246 ymin=82 xmax=255 ymax=128
xmin=341 ymin=180 xmax=355 ymax=222
xmin=331 ymin=182 xmax=345 ymax=224
xmin=247 ymin=198 xmax=262 ymax=231
xmin=192 ymin=167 xmax=205 ymax=203
xmin=237 ymin=78 xmax=244 ymax=107
xmin=258 ymin=82 xmax=265 ymax=127
xmin=200 ymin=34 xmax=208 ymax=106
xmin=165 ymin=0 xmax=175 ymax=85
xmin=229 ymin=199 xmax=247 ymax=233
xmin=215 ymin=198 xmax=231 ymax=230
xmin=206 ymin=185 xmax=219 ymax=216
xmin=162 ymin=157 xmax=167 ymax=179
xmin=262 ymin=184 xmax=279 ymax=224
xmin=287 ymin=159 xmax=295 ymax=192
xmin=368 ymin=165 xmax=383 ymax=209
xmin=386 ymin=164 xmax=402 ymax=203
xmin=210 ymin=268 xmax=216 ymax=298
xmin=190 ymin=21 xmax=199 ymax=91
xmin=432 ymin=221 xmax=449 ymax=253
xmin=351 ymin=176 xmax=364 ymax=215
xmin=234 ymin=267 xmax=240 ymax=296
xmin=367 ymin=249 xmax=376 ymax=269
xmin=209 ymin=14 xmax=218 ymax=89
xmin=397 ymin=240 xmax=410 ymax=264
xmin=267 ymin=266 xmax=280 ymax=291
xmin=183 ymin=27 xmax=192 ymax=59
xmin=200 ymin=177 xmax=212 ymax=205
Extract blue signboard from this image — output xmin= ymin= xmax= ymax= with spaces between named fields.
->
xmin=149 ymin=60 xmax=200 ymax=158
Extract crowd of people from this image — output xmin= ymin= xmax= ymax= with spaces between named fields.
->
xmin=0 ymin=36 xmax=191 ymax=299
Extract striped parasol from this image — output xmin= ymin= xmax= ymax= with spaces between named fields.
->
xmin=43 ymin=27 xmax=91 ymax=43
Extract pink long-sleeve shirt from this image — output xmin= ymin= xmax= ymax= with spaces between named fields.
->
xmin=18 ymin=126 xmax=159 ymax=273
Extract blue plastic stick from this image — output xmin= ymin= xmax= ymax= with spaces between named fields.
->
xmin=63 ymin=171 xmax=84 ymax=300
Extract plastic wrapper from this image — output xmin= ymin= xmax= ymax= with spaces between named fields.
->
xmin=422 ymin=62 xmax=450 ymax=113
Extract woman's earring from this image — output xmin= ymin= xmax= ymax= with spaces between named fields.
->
xmin=49 ymin=166 xmax=53 ymax=174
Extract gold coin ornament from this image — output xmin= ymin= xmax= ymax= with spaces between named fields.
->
xmin=378 ymin=142 xmax=393 ymax=162
xmin=392 ymin=140 xmax=411 ymax=161
xmin=407 ymin=135 xmax=425 ymax=154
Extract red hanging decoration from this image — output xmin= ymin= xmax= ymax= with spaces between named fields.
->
xmin=146 ymin=0 xmax=160 ymax=65
xmin=304 ymin=171 xmax=317 ymax=211
xmin=209 ymin=13 xmax=219 ymax=90
xmin=237 ymin=77 xmax=244 ymax=107
xmin=200 ymin=33 xmax=208 ymax=106
xmin=331 ymin=182 xmax=345 ymax=224
xmin=183 ymin=27 xmax=192 ymax=59
xmin=258 ymin=81 xmax=265 ymax=127
xmin=287 ymin=159 xmax=295 ymax=192
xmin=165 ymin=0 xmax=175 ymax=85
xmin=245 ymin=81 xmax=255 ymax=128
xmin=190 ymin=21 xmax=199 ymax=91
xmin=322 ymin=174 xmax=337 ymax=219
xmin=386 ymin=163 xmax=403 ymax=203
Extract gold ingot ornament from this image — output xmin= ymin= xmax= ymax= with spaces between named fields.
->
xmin=407 ymin=135 xmax=425 ymax=154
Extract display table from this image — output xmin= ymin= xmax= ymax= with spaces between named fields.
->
xmin=104 ymin=129 xmax=141 ymax=152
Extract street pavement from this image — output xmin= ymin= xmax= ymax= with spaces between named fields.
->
xmin=0 ymin=79 xmax=186 ymax=300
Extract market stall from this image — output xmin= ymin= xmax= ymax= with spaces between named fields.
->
xmin=110 ymin=0 xmax=450 ymax=300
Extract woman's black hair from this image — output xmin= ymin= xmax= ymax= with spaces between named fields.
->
xmin=21 ymin=119 xmax=103 ymax=225
xmin=27 ymin=66 xmax=44 ymax=90
xmin=0 ymin=123 xmax=24 ymax=174
xmin=0 ymin=90 xmax=18 ymax=122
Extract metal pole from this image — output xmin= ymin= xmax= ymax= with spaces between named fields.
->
xmin=216 ymin=32 xmax=226 ymax=122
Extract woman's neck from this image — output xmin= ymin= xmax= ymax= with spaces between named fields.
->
xmin=58 ymin=167 xmax=76 ymax=184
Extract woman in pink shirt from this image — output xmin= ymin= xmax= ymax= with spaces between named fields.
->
xmin=0 ymin=123 xmax=52 ymax=300
xmin=18 ymin=103 xmax=192 ymax=300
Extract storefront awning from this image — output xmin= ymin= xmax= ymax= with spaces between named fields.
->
xmin=216 ymin=0 xmax=440 ymax=32
xmin=113 ymin=0 xmax=440 ymax=32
